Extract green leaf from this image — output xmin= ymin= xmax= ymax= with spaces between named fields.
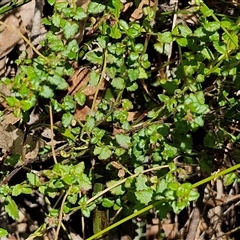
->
xmin=139 ymin=68 xmax=148 ymax=79
xmin=78 ymin=174 xmax=92 ymax=191
xmin=0 ymin=228 xmax=8 ymax=237
xmin=111 ymin=77 xmax=125 ymax=90
xmin=109 ymin=0 xmax=123 ymax=18
xmin=74 ymin=92 xmax=86 ymax=106
xmin=122 ymin=99 xmax=133 ymax=110
xmin=204 ymin=21 xmax=220 ymax=32
xmin=88 ymin=2 xmax=106 ymax=14
xmin=135 ymin=174 xmax=148 ymax=191
xmin=94 ymin=146 xmax=112 ymax=160
xmin=62 ymin=112 xmax=73 ymax=127
xmin=89 ymin=71 xmax=100 ymax=87
xmin=20 ymin=99 xmax=35 ymax=111
xmin=200 ymin=4 xmax=213 ymax=17
xmin=204 ymin=133 xmax=216 ymax=148
xmin=27 ymin=173 xmax=40 ymax=186
xmin=48 ymin=74 xmax=68 ymax=90
xmin=154 ymin=42 xmax=164 ymax=54
xmin=40 ymin=85 xmax=54 ymax=98
xmin=163 ymin=143 xmax=178 ymax=159
xmin=102 ymin=198 xmax=114 ymax=208
xmin=63 ymin=22 xmax=79 ymax=39
xmin=157 ymin=31 xmax=172 ymax=43
xmin=85 ymin=116 xmax=95 ymax=131
xmin=12 ymin=184 xmax=32 ymax=196
xmin=115 ymin=133 xmax=131 ymax=149
xmin=176 ymin=37 xmax=188 ymax=47
xmin=156 ymin=179 xmax=167 ymax=193
xmin=82 ymin=207 xmax=91 ymax=218
xmin=224 ymin=172 xmax=237 ymax=186
xmin=201 ymin=47 xmax=214 ymax=60
xmin=85 ymin=51 xmax=103 ymax=65
xmin=47 ymin=33 xmax=64 ymax=51
xmin=47 ymin=0 xmax=55 ymax=5
xmin=135 ymin=189 xmax=153 ymax=204
xmin=5 ymin=196 xmax=19 ymax=220
xmin=62 ymin=95 xmax=75 ymax=111
xmin=128 ymin=68 xmax=139 ymax=81
xmin=188 ymin=189 xmax=200 ymax=201
xmin=74 ymin=7 xmax=88 ymax=20
xmin=107 ymin=180 xmax=125 ymax=195
xmin=110 ymin=24 xmax=122 ymax=39
xmin=52 ymin=13 xmax=61 ymax=27
xmin=68 ymin=194 xmax=78 ymax=204
xmin=119 ymin=19 xmax=129 ymax=31
xmin=213 ymin=41 xmax=226 ymax=54
xmin=158 ymin=94 xmax=170 ymax=102
xmin=177 ymin=24 xmax=192 ymax=37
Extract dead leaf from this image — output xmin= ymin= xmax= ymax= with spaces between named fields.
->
xmin=128 ymin=0 xmax=155 ymax=21
xmin=0 ymin=123 xmax=44 ymax=159
xmin=68 ymin=67 xmax=107 ymax=121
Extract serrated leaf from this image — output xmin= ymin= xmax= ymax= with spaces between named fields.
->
xmin=176 ymin=37 xmax=188 ymax=47
xmin=110 ymin=24 xmax=122 ymax=39
xmin=85 ymin=116 xmax=95 ymax=131
xmin=40 ymin=85 xmax=54 ymax=98
xmin=102 ymin=198 xmax=114 ymax=208
xmin=27 ymin=173 xmax=40 ymax=186
xmin=48 ymin=74 xmax=68 ymax=90
xmin=68 ymin=194 xmax=78 ymax=204
xmin=163 ymin=143 xmax=178 ymax=158
xmin=79 ymin=175 xmax=92 ymax=191
xmin=135 ymin=189 xmax=153 ymax=204
xmin=128 ymin=68 xmax=139 ymax=81
xmin=52 ymin=13 xmax=61 ymax=27
xmin=0 ymin=228 xmax=8 ymax=237
xmin=20 ymin=99 xmax=35 ymax=111
xmin=188 ymin=189 xmax=200 ymax=201
xmin=63 ymin=22 xmax=79 ymax=39
xmin=85 ymin=51 xmax=103 ymax=65
xmin=177 ymin=25 xmax=192 ymax=37
xmin=158 ymin=94 xmax=170 ymax=102
xmin=110 ymin=0 xmax=123 ymax=18
xmin=204 ymin=21 xmax=220 ymax=32
xmin=62 ymin=112 xmax=73 ymax=127
xmin=154 ymin=42 xmax=164 ymax=53
xmin=139 ymin=68 xmax=148 ymax=79
xmin=74 ymin=92 xmax=86 ymax=106
xmin=5 ymin=196 xmax=19 ymax=220
xmin=62 ymin=95 xmax=75 ymax=111
xmin=115 ymin=134 xmax=131 ymax=149
xmin=107 ymin=180 xmax=125 ymax=195
xmin=74 ymin=7 xmax=88 ymax=20
xmin=88 ymin=2 xmax=106 ymax=14
xmin=135 ymin=174 xmax=147 ymax=191
xmin=201 ymin=47 xmax=214 ymax=60
xmin=47 ymin=0 xmax=55 ymax=5
xmin=158 ymin=31 xmax=172 ymax=43
xmin=200 ymin=4 xmax=213 ymax=17
xmin=82 ymin=207 xmax=91 ymax=218
xmin=94 ymin=146 xmax=112 ymax=160
xmin=111 ymin=77 xmax=125 ymax=90
xmin=224 ymin=172 xmax=237 ymax=186
xmin=89 ymin=71 xmax=101 ymax=86
xmin=213 ymin=41 xmax=226 ymax=54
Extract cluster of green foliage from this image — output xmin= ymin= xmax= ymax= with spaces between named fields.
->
xmin=1 ymin=0 xmax=240 ymax=238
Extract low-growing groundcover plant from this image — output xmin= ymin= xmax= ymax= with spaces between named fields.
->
xmin=1 ymin=0 xmax=240 ymax=239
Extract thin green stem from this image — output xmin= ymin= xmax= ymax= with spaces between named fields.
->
xmin=87 ymin=163 xmax=240 ymax=240
xmin=192 ymin=163 xmax=240 ymax=188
